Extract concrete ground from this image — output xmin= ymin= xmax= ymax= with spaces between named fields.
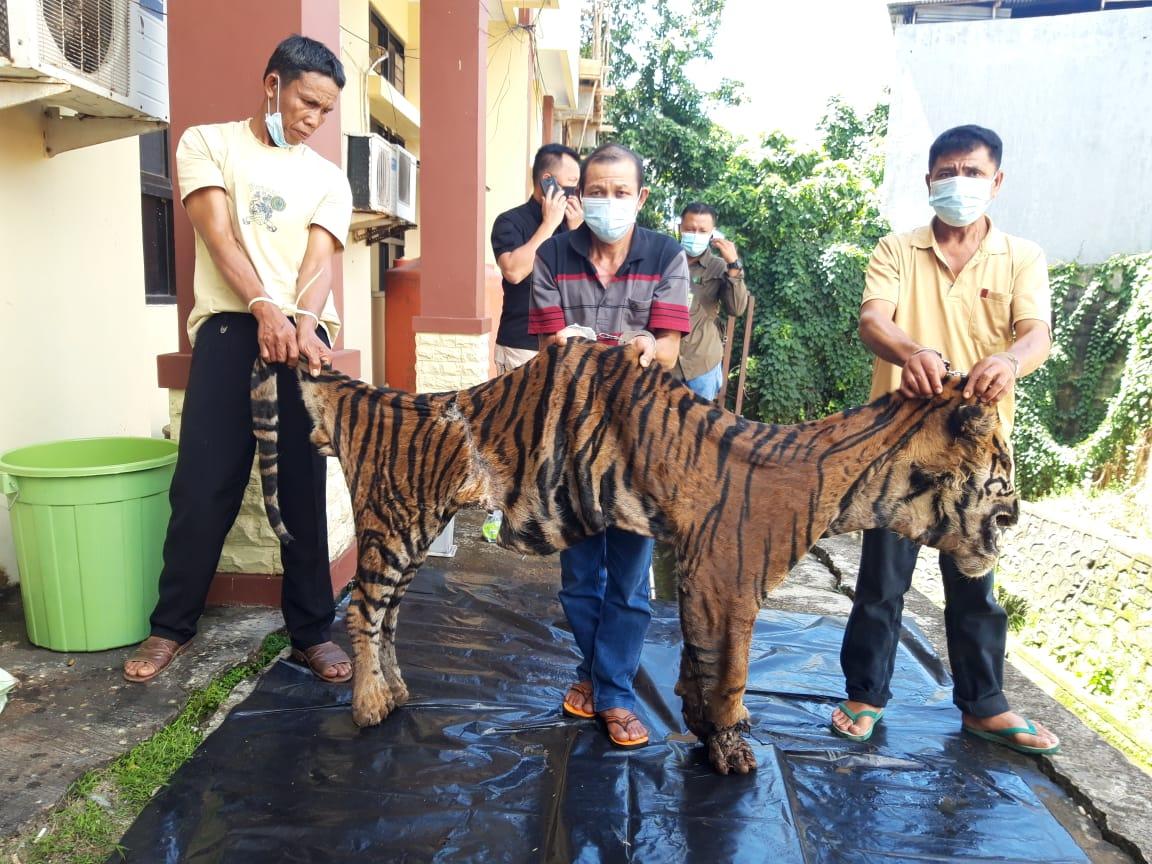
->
xmin=0 ymin=507 xmax=1148 ymax=862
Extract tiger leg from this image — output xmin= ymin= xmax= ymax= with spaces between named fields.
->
xmin=346 ymin=546 xmax=405 ymax=727
xmin=377 ymin=564 xmax=421 ymax=706
xmin=676 ymin=588 xmax=759 ymax=775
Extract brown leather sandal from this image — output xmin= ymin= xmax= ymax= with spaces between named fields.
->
xmin=123 ymin=636 xmax=191 ymax=683
xmin=561 ymin=681 xmax=595 ymax=719
xmin=598 ymin=709 xmax=650 ymax=749
xmin=290 ymin=641 xmax=353 ymax=683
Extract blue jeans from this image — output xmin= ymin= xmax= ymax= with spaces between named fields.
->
xmin=559 ymin=529 xmax=654 ymax=711
xmin=685 ymin=363 xmax=723 ymax=401
xmin=840 ymin=528 xmax=1009 ymax=717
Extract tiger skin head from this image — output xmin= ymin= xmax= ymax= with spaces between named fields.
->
xmin=832 ymin=378 xmax=1019 ymax=578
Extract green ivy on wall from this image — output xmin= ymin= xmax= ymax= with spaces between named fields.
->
xmin=1014 ymin=255 xmax=1152 ymax=498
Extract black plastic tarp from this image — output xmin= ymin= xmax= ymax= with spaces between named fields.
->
xmin=113 ymin=566 xmax=1087 ymax=863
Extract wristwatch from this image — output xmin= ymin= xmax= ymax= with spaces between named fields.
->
xmin=726 ymin=258 xmax=744 ymax=272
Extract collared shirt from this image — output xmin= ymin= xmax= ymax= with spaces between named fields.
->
xmin=861 ymin=217 xmax=1052 ymax=438
xmin=529 ymin=224 xmax=691 ymax=339
xmin=677 ymin=248 xmax=750 ymax=381
xmin=490 ymin=197 xmax=568 ymax=350
xmin=176 ymin=120 xmax=352 ymax=344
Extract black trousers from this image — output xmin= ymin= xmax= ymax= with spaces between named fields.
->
xmin=150 ymin=313 xmax=333 ymax=651
xmin=840 ymin=528 xmax=1010 ymax=718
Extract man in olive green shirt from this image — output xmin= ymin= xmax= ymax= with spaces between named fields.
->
xmin=676 ymin=202 xmax=749 ymax=400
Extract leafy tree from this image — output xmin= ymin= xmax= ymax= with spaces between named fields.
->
xmin=599 ymin=0 xmax=742 ymax=227
xmin=598 ymin=2 xmax=889 ymax=423
xmin=705 ymin=120 xmax=889 ymax=422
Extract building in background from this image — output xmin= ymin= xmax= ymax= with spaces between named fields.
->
xmin=882 ymin=0 xmax=1152 ymax=263
xmin=0 ymin=1 xmax=606 ymax=599
xmin=0 ymin=0 xmax=171 ymax=588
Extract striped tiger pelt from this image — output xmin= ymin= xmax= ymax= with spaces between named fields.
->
xmin=251 ymin=339 xmax=1017 ymax=775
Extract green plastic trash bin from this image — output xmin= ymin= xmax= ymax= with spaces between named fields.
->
xmin=0 ymin=437 xmax=178 ymax=652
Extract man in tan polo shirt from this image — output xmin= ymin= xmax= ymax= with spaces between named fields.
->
xmin=830 ymin=125 xmax=1060 ymax=755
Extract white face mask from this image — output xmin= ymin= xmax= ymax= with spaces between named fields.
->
xmin=929 ymin=176 xmax=993 ymax=227
xmin=582 ymin=196 xmax=638 ymax=243
xmin=264 ymin=74 xmax=289 ymax=148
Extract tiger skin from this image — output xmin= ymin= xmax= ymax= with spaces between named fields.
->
xmin=250 ymin=338 xmax=1018 ymax=775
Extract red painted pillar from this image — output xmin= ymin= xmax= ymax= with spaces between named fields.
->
xmin=157 ymin=0 xmax=356 ymax=388
xmin=413 ymin=0 xmax=491 ymax=337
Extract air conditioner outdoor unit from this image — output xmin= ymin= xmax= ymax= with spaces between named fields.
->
xmin=0 ymin=0 xmax=169 ymax=152
xmin=347 ymin=132 xmax=398 ymax=215
xmin=393 ymin=144 xmax=418 ymax=223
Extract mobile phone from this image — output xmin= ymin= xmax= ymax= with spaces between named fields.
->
xmin=541 ymin=175 xmax=563 ymax=197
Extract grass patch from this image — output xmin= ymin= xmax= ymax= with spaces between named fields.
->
xmin=2 ymin=631 xmax=290 ymax=864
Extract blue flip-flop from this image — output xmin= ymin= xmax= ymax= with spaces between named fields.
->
xmin=831 ymin=701 xmax=885 ymax=742
xmin=963 ymin=720 xmax=1061 ymax=755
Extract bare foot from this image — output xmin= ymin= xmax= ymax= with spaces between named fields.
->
xmin=831 ymin=699 xmax=883 ymax=738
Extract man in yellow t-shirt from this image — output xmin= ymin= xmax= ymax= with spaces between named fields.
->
xmin=830 ymin=125 xmax=1061 ymax=756
xmin=124 ymin=35 xmax=354 ymax=685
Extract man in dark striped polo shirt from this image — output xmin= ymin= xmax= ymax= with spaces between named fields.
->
xmin=529 ymin=142 xmax=691 ymax=749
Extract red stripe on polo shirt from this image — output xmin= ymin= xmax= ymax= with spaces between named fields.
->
xmin=528 ymin=306 xmax=567 ymax=334
xmin=649 ymin=301 xmax=691 ymax=334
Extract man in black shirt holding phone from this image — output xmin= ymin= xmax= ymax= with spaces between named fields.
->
xmin=490 ymin=144 xmax=583 ymax=372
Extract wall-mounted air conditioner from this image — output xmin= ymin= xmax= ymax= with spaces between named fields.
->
xmin=0 ymin=0 xmax=169 ymax=153
xmin=393 ymin=143 xmax=417 ymax=223
xmin=347 ymin=133 xmax=397 ymax=215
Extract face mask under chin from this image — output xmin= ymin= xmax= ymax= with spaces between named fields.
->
xmin=264 ymin=75 xmax=289 ymax=148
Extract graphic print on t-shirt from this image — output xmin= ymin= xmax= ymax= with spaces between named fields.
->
xmin=245 ymin=185 xmax=287 ymax=232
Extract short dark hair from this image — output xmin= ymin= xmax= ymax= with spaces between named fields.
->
xmin=531 ymin=143 xmax=581 ymax=185
xmin=680 ymin=202 xmax=718 ymax=222
xmin=929 ymin=124 xmax=1003 ymax=171
xmin=264 ymin=35 xmax=346 ymax=89
xmin=581 ymin=142 xmax=645 ymax=190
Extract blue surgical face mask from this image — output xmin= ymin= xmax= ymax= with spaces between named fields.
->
xmin=264 ymin=75 xmax=289 ymax=148
xmin=929 ymin=176 xmax=993 ymax=227
xmin=680 ymin=231 xmax=711 ymax=258
xmin=582 ymin=196 xmax=638 ymax=243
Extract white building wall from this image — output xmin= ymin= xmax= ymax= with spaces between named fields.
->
xmin=883 ymin=8 xmax=1152 ymax=264
xmin=0 ymin=106 xmax=159 ymax=585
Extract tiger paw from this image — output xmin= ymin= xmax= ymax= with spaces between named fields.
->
xmin=707 ymin=727 xmax=757 ymax=776
xmin=352 ymin=680 xmax=396 ymax=727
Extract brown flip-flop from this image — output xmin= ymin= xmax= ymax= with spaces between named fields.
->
xmin=290 ymin=641 xmax=353 ymax=683
xmin=123 ymin=636 xmax=192 ymax=683
xmin=598 ymin=710 xmax=650 ymax=749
